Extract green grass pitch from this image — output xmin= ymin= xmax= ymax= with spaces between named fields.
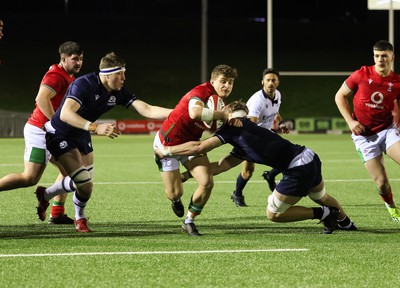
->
xmin=0 ymin=134 xmax=399 ymax=287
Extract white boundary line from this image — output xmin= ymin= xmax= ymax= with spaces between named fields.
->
xmin=47 ymin=179 xmax=398 ymax=185
xmin=0 ymin=248 xmax=308 ymax=258
xmin=33 ymin=178 xmax=394 ymax=186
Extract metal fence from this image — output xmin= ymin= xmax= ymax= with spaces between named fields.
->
xmin=0 ymin=110 xmax=29 ymax=137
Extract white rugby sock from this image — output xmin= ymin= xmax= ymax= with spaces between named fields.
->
xmin=45 ymin=177 xmax=75 ymax=200
xmin=73 ymin=192 xmax=87 ymax=220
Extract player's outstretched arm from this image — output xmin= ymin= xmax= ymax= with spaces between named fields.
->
xmin=156 ymin=136 xmax=222 ymax=158
xmin=130 ymin=99 xmax=172 ymax=120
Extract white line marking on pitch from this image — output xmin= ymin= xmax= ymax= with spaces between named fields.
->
xmin=0 ymin=249 xmax=308 ymax=258
xmin=38 ymin=179 xmax=395 ymax=186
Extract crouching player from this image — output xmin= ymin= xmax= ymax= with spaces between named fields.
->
xmin=155 ymin=101 xmax=357 ymax=233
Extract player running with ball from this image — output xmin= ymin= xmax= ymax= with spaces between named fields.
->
xmin=153 ymin=64 xmax=238 ymax=236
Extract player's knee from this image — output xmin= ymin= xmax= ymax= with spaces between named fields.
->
xmin=20 ymin=171 xmax=41 ymax=187
xmin=25 ymin=176 xmax=40 ymax=187
xmin=308 ymin=187 xmax=326 ymax=201
xmin=266 ymin=194 xmax=291 ymax=221
xmin=206 ymin=178 xmax=214 ymax=190
xmin=266 ymin=209 xmax=279 ymax=222
xmin=197 ymin=176 xmax=214 ymax=191
xmin=86 ymin=164 xmax=94 ymax=179
xmin=165 ymin=188 xmax=184 ymax=199
xmin=70 ymin=168 xmax=92 ymax=193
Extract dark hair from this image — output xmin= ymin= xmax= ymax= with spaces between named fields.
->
xmin=373 ymin=40 xmax=393 ymax=52
xmin=58 ymin=41 xmax=83 ymax=56
xmin=227 ymin=100 xmax=249 ymax=114
xmin=211 ymin=64 xmax=238 ymax=80
xmin=262 ymin=68 xmax=280 ymax=79
xmin=99 ymin=52 xmax=126 ymax=69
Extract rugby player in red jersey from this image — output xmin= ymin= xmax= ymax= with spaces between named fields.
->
xmin=0 ymin=41 xmax=83 ymax=224
xmin=335 ymin=40 xmax=400 ymax=222
xmin=153 ymin=64 xmax=238 ymax=236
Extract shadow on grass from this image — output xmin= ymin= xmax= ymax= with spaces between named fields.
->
xmin=0 ymin=215 xmax=398 ymax=240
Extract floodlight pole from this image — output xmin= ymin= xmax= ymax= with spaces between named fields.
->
xmin=267 ymin=0 xmax=273 ymax=68
xmin=201 ymin=0 xmax=208 ymax=83
xmin=389 ymin=0 xmax=394 ymax=47
xmin=389 ymin=0 xmax=394 ymax=71
xmin=64 ymin=0 xmax=69 ymax=14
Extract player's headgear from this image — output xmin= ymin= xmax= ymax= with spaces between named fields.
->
xmin=99 ymin=52 xmax=126 ymax=75
xmin=228 ymin=100 xmax=249 ymax=118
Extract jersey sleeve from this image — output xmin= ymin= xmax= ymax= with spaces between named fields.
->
xmin=345 ymin=67 xmax=363 ymax=92
xmin=41 ymin=71 xmax=68 ymax=95
xmin=246 ymin=93 xmax=263 ymax=118
xmin=118 ymin=87 xmax=137 ymax=108
xmin=66 ymin=78 xmax=89 ymax=105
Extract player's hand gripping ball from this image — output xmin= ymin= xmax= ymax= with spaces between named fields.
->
xmin=203 ymin=95 xmax=225 ymax=131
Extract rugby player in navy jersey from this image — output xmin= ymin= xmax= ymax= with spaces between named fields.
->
xmin=155 ymin=101 xmax=357 ymax=234
xmin=36 ymin=52 xmax=172 ymax=233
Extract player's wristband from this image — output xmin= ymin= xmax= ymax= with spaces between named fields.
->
xmin=84 ymin=121 xmax=91 ymax=131
xmin=201 ymin=108 xmax=214 ymax=121
xmin=88 ymin=123 xmax=98 ymax=133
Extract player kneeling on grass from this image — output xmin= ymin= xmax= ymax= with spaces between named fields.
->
xmin=155 ymin=101 xmax=357 ymax=234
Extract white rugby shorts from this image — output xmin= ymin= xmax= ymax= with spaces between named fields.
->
xmin=153 ymin=131 xmax=194 ymax=171
xmin=23 ymin=123 xmax=51 ymax=164
xmin=352 ymin=123 xmax=400 ymax=162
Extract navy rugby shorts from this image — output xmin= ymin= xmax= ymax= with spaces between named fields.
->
xmin=276 ymin=154 xmax=322 ymax=197
xmin=46 ymin=132 xmax=93 ymax=160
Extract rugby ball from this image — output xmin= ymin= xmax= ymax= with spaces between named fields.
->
xmin=203 ymin=95 xmax=225 ymax=131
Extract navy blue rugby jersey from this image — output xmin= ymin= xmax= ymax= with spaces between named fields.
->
xmin=215 ymin=118 xmax=305 ymax=170
xmin=51 ymin=72 xmax=136 ymax=137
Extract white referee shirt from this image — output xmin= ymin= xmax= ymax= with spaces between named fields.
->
xmin=246 ymin=89 xmax=282 ymax=130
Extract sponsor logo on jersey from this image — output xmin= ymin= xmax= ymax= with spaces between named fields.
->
xmin=365 ymin=92 xmax=384 ymax=109
xmin=107 ymin=95 xmax=117 ymax=106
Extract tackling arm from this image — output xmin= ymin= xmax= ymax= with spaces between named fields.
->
xmin=156 ymin=136 xmax=223 ymax=158
xmin=130 ymin=99 xmax=172 ymax=119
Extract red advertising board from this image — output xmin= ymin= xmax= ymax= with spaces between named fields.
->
xmin=116 ymin=120 xmax=164 ymax=134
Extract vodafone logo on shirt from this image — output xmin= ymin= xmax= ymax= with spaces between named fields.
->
xmin=366 ymin=92 xmax=384 ymax=109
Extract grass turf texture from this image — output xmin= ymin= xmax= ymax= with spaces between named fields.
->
xmin=0 ymin=134 xmax=399 ymax=287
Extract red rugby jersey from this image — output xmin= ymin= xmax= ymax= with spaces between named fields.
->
xmin=345 ymin=65 xmax=400 ymax=135
xmin=27 ymin=64 xmax=75 ymax=128
xmin=159 ymin=82 xmax=216 ymax=145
